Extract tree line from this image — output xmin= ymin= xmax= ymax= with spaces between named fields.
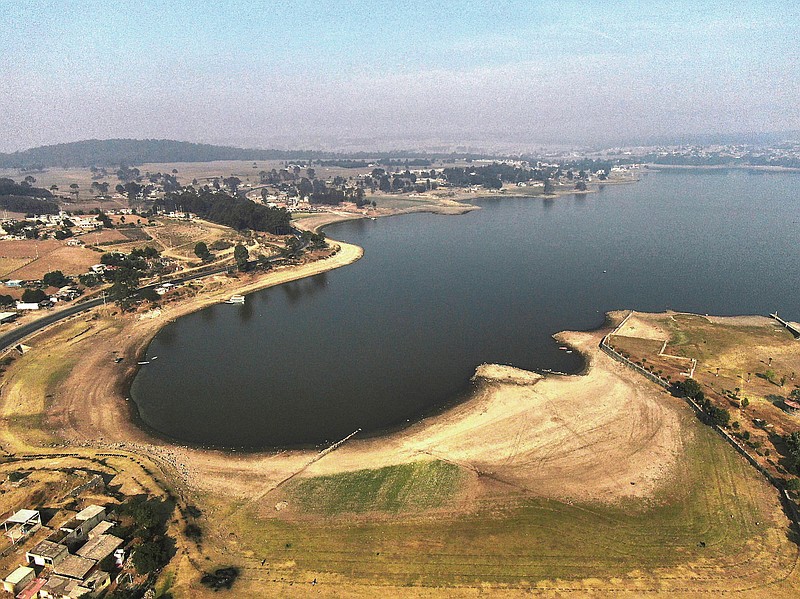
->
xmin=155 ymin=189 xmax=292 ymax=233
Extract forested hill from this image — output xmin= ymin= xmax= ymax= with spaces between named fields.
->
xmin=0 ymin=139 xmax=503 ymax=169
xmin=0 ymin=139 xmax=308 ymax=168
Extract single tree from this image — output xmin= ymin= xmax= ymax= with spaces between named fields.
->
xmin=234 ymin=243 xmax=249 ymax=270
xmin=194 ymin=241 xmax=211 ymax=261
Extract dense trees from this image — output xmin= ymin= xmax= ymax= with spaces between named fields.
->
xmin=786 ymin=432 xmax=800 ymax=476
xmin=21 ymin=288 xmax=47 ymax=303
xmin=43 ymin=270 xmax=68 ymax=288
xmin=0 ymin=195 xmax=59 ymax=215
xmin=156 ymin=189 xmax=291 ymax=234
xmin=675 ymin=378 xmax=730 ymax=427
xmin=0 ymin=177 xmax=52 ymax=198
xmin=0 ymin=178 xmax=58 ymax=214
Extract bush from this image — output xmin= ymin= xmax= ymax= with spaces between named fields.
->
xmin=138 ymin=288 xmax=160 ymax=302
xmin=184 ymin=524 xmax=202 ymax=541
xmin=209 ymin=239 xmax=232 ymax=251
xmin=786 ymin=478 xmax=800 ymax=491
xmin=200 ymin=567 xmax=239 ymax=590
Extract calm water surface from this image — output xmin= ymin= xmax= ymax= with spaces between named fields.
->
xmin=130 ymin=170 xmax=800 ymax=448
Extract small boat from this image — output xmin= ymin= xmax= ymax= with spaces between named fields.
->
xmin=559 ymin=346 xmax=569 ymax=351
xmin=137 ymin=361 xmax=150 ymax=365
xmin=226 ymin=295 xmax=245 ymax=304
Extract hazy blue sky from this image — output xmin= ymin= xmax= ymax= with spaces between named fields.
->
xmin=1 ymin=0 xmax=798 ymax=151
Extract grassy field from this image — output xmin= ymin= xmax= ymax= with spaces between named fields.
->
xmin=199 ymin=415 xmax=799 ymax=595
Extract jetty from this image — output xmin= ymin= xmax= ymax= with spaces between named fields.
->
xmin=769 ymin=312 xmax=800 ymax=339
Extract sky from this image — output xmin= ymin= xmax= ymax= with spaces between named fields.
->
xmin=1 ymin=0 xmax=798 ymax=152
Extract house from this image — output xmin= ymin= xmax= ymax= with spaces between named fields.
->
xmin=38 ymin=574 xmax=89 ymax=599
xmin=5 ymin=280 xmax=23 ymax=287
xmin=89 ymin=264 xmax=106 ymax=274
xmin=26 ymin=539 xmax=68 ymax=567
xmin=2 ymin=565 xmax=34 ymax=594
xmin=59 ymin=505 xmax=107 ymax=545
xmin=2 ymin=508 xmax=41 ymax=541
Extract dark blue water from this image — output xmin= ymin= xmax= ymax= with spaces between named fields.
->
xmin=130 ymin=170 xmax=800 ymax=449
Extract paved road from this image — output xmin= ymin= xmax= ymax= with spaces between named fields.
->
xmin=0 ymin=228 xmax=307 ymax=352
xmin=0 ymin=264 xmax=228 ymax=352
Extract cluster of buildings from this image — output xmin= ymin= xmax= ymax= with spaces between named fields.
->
xmin=0 ymin=214 xmax=101 ymax=241
xmin=1 ymin=505 xmax=124 ymax=599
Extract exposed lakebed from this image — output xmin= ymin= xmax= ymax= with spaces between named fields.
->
xmin=130 ymin=170 xmax=800 ymax=448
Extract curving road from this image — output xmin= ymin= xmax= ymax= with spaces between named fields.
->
xmin=0 ymin=228 xmax=307 ymax=353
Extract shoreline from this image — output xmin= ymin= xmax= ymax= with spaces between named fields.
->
xmin=27 ymin=303 xmax=689 ymax=505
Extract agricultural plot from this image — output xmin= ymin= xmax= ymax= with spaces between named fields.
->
xmin=0 ymin=238 xmax=101 ymax=279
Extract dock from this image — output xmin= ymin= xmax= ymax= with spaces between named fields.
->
xmin=769 ymin=312 xmax=800 ymax=339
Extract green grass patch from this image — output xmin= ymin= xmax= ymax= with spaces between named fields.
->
xmin=288 ymin=460 xmax=463 ymax=515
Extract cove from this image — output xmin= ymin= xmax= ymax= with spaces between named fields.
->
xmin=129 ymin=170 xmax=800 ymax=449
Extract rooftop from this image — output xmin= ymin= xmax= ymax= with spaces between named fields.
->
xmin=87 ymin=520 xmax=114 ymax=539
xmin=4 ymin=509 xmax=39 ymax=525
xmin=41 ymin=574 xmax=84 ymax=596
xmin=53 ymin=553 xmax=95 ymax=580
xmin=15 ymin=577 xmax=46 ymax=599
xmin=4 ymin=565 xmax=34 ymax=584
xmin=76 ymin=534 xmax=123 ymax=561
xmin=75 ymin=505 xmax=105 ymax=521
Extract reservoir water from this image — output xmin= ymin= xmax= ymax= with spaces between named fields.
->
xmin=130 ymin=170 xmax=800 ymax=449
